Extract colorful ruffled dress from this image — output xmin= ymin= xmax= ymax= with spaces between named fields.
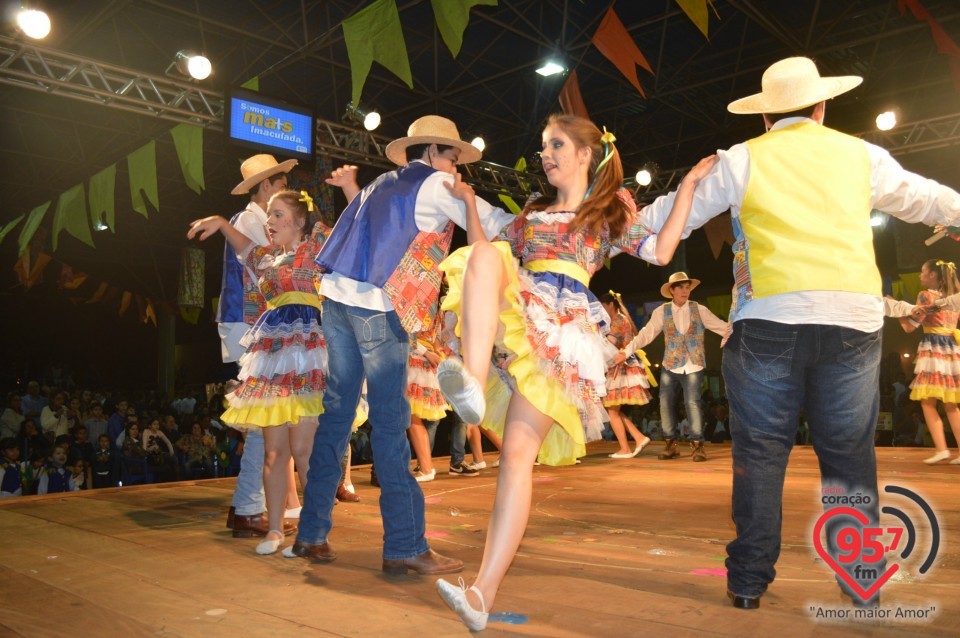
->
xmin=909 ymin=289 xmax=960 ymax=403
xmin=440 ymin=193 xmax=658 ymax=465
xmin=223 ymin=222 xmax=331 ymax=428
xmin=407 ymin=322 xmax=450 ymax=421
xmin=603 ymin=312 xmax=656 ymax=407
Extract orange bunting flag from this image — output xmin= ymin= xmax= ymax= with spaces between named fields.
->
xmin=703 ymin=213 xmax=735 ymax=259
xmin=592 ymin=8 xmax=654 ymax=98
xmin=119 ymin=291 xmax=132 ymax=317
xmin=899 ymin=0 xmax=960 ymax=92
xmin=136 ymin=295 xmax=146 ymax=323
xmin=14 ymin=249 xmax=51 ymax=290
xmin=558 ymin=69 xmax=589 ymax=118
xmin=85 ymin=281 xmax=109 ymax=304
xmin=675 ymin=0 xmax=718 ymax=40
xmin=145 ymin=299 xmax=158 ymax=327
xmin=58 ymin=264 xmax=88 ymax=290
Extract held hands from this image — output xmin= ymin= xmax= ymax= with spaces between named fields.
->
xmin=443 ymin=171 xmax=475 ymax=203
xmin=325 ymin=164 xmax=359 ymax=189
xmin=187 ymin=216 xmax=227 ymax=241
xmin=613 ymin=351 xmax=627 ymax=365
xmin=424 ymin=351 xmax=443 ymax=367
xmin=681 ymin=154 xmax=719 ymax=188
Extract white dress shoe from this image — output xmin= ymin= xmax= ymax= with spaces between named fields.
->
xmin=284 ymin=506 xmax=302 ymax=519
xmin=438 ymin=358 xmax=486 ymax=424
xmin=924 ymin=450 xmax=951 ymax=465
xmin=438 ymin=577 xmax=488 ymax=632
xmin=256 ymin=530 xmax=283 ymax=555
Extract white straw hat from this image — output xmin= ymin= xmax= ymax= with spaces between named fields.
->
xmin=231 ymin=154 xmax=297 ymax=195
xmin=727 ymin=57 xmax=862 ymax=115
xmin=384 ymin=115 xmax=482 ymax=166
xmin=660 ymin=271 xmax=701 ymax=299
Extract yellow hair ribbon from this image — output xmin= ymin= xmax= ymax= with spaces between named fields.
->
xmin=600 ymin=127 xmax=617 ymax=145
xmin=936 ymin=260 xmax=955 ymax=270
xmin=299 ymin=190 xmax=315 ymax=212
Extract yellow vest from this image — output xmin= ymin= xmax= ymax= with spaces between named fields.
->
xmin=741 ymin=122 xmax=880 ymax=298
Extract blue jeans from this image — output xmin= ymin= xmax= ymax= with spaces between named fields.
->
xmin=448 ymin=417 xmax=466 ymax=464
xmin=722 ymin=319 xmax=882 ymax=599
xmin=659 ymin=368 xmax=704 ymax=442
xmin=231 ymin=428 xmax=265 ymax=515
xmin=298 ymin=299 xmax=429 ymax=560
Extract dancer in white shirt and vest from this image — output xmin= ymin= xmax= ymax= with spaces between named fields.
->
xmin=616 ymin=271 xmax=728 ymax=462
xmin=639 ymin=57 xmax=960 ymax=609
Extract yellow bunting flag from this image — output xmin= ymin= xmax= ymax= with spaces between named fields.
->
xmin=430 ymin=0 xmax=497 ymax=59
xmin=342 ymin=0 xmax=413 ymax=106
xmin=145 ymin=300 xmax=158 ymax=327
xmin=240 ymin=76 xmax=259 ymax=91
xmin=119 ymin=291 xmax=132 ymax=316
xmin=53 ymin=183 xmax=94 ymax=251
xmin=514 ymin=157 xmax=527 ymax=172
xmin=86 ymin=281 xmax=108 ymax=304
xmin=498 ymin=193 xmax=521 ymax=215
xmin=17 ymin=201 xmax=50 ymax=257
xmin=675 ymin=0 xmax=718 ymax=40
xmin=128 ymin=141 xmax=159 ymax=217
xmin=592 ymin=8 xmax=654 ymax=98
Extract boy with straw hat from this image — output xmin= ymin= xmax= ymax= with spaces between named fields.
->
xmin=640 ymin=56 xmax=960 ymax=609
xmin=287 ymin=116 xmax=514 ymax=574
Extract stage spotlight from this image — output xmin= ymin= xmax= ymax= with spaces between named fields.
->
xmin=343 ymin=101 xmax=381 ymax=131
xmin=470 ymin=136 xmax=485 ymax=152
xmin=17 ymin=9 xmax=51 ymax=39
xmin=536 ymin=60 xmax=565 ymax=77
xmin=635 ymin=162 xmax=658 ymax=187
xmin=876 ymin=110 xmax=897 ymax=131
xmin=167 ymin=51 xmax=212 ymax=80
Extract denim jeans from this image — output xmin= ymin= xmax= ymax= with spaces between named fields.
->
xmin=231 ymin=428 xmax=265 ymax=515
xmin=659 ymin=367 xmax=704 ymax=441
xmin=298 ymin=299 xmax=429 ymax=560
xmin=722 ymin=319 xmax=882 ymax=599
xmin=448 ymin=417 xmax=466 ymax=464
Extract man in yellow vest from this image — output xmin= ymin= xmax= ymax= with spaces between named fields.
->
xmin=640 ymin=57 xmax=960 ymax=609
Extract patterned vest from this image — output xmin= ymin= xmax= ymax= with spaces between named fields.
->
xmin=317 ymin=162 xmax=454 ymax=333
xmin=662 ymin=302 xmax=705 ymax=370
xmin=739 ymin=122 xmax=879 ymax=301
xmin=216 ymin=205 xmax=268 ymax=325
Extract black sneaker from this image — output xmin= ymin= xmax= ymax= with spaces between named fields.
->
xmin=449 ymin=462 xmax=480 ymax=477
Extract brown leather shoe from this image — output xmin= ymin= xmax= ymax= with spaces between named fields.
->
xmin=658 ymin=439 xmax=680 ymax=460
xmin=285 ymin=540 xmax=337 ymax=562
xmin=691 ymin=441 xmax=707 ymax=462
xmin=231 ymin=512 xmax=298 ymax=538
xmin=226 ymin=506 xmax=235 ymax=529
xmin=382 ymin=549 xmax=463 ymax=575
xmin=336 ymin=483 xmax=360 ymax=503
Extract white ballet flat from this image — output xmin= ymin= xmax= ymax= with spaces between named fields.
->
xmin=437 ymin=577 xmax=488 ymax=632
xmin=438 ymin=358 xmax=486 ymax=424
xmin=415 ymin=468 xmax=436 ymax=483
xmin=284 ymin=506 xmax=302 ymax=519
xmin=256 ymin=530 xmax=284 ymax=555
xmin=924 ymin=450 xmax=951 ymax=465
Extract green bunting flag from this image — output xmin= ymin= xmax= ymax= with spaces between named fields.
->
xmin=88 ymin=164 xmax=117 ymax=232
xmin=53 ymin=183 xmax=94 ymax=250
xmin=128 ymin=141 xmax=159 ymax=217
xmin=18 ymin=201 xmax=50 ymax=256
xmin=342 ymin=0 xmax=413 ymax=106
xmin=498 ymin=193 xmax=521 ymax=215
xmin=430 ymin=0 xmax=497 ymax=59
xmin=240 ymin=76 xmax=259 ymax=91
xmin=170 ymin=124 xmax=205 ymax=195
xmin=0 ymin=215 xmax=24 ymax=246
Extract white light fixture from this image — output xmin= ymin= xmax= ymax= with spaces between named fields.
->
xmin=536 ymin=61 xmax=565 ymax=77
xmin=635 ymin=169 xmax=652 ymax=186
xmin=470 ymin=136 xmax=486 ymax=152
xmin=903 ymin=353 xmax=911 ymax=359
xmin=17 ymin=9 xmax=51 ymax=39
xmin=876 ymin=110 xmax=897 ymax=131
xmin=344 ymin=101 xmax=381 ymax=131
xmin=168 ymin=50 xmax=212 ymax=80
xmin=363 ymin=111 xmax=381 ymax=131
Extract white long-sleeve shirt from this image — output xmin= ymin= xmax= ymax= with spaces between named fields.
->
xmin=623 ymin=301 xmax=729 ymax=373
xmin=639 ymin=118 xmax=960 ymax=332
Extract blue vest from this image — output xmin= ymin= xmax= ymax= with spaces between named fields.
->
xmin=45 ymin=467 xmax=70 ymax=493
xmin=216 ymin=210 xmax=247 ymax=324
xmin=1 ymin=461 xmax=21 ymax=494
xmin=316 ymin=162 xmax=434 ymax=286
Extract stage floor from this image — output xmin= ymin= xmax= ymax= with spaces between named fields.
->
xmin=2 ymin=443 xmax=958 ymax=637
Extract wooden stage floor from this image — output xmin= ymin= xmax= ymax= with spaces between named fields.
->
xmin=2 ymin=443 xmax=959 ymax=637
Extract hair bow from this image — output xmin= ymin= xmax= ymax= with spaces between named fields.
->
xmin=584 ymin=127 xmax=618 ymax=203
xmin=936 ymin=259 xmax=955 ymax=269
xmin=600 ymin=127 xmax=617 ymax=145
xmin=299 ymin=190 xmax=315 ymax=212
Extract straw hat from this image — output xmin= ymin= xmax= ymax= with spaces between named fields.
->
xmin=660 ymin=272 xmax=700 ymax=299
xmin=384 ymin=115 xmax=482 ymax=166
xmin=727 ymin=57 xmax=862 ymax=115
xmin=231 ymin=154 xmax=298 ymax=195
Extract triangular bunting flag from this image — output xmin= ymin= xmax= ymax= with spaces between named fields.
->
xmin=128 ymin=141 xmax=159 ymax=217
xmin=343 ymin=0 xmax=414 ymax=106
xmin=430 ymin=0 xmax=497 ymax=59
xmin=592 ymin=8 xmax=655 ymax=98
xmin=170 ymin=124 xmax=205 ymax=194
xmin=119 ymin=291 xmax=132 ymax=316
xmin=17 ymin=201 xmax=51 ymax=256
xmin=558 ymin=69 xmax=589 ymax=118
xmin=145 ymin=299 xmax=158 ymax=327
xmin=88 ymin=164 xmax=117 ymax=233
xmin=58 ymin=264 xmax=88 ymax=290
xmin=52 ymin=183 xmax=95 ymax=251
xmin=180 ymin=305 xmax=202 ymax=325
xmin=0 ymin=215 xmax=24 ymax=245
xmin=498 ymin=193 xmax=521 ymax=215
xmin=240 ymin=76 xmax=259 ymax=91
xmin=675 ymin=0 xmax=718 ymax=40
xmin=14 ymin=250 xmax=51 ymax=290
xmin=899 ymin=0 xmax=960 ymax=92
xmin=703 ymin=213 xmax=735 ymax=259
xmin=85 ymin=281 xmax=108 ymax=304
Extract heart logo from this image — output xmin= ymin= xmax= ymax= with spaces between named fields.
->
xmin=812 ymin=506 xmax=899 ymax=601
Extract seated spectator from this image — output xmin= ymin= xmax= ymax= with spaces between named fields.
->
xmin=1 ymin=437 xmax=25 ymax=498
xmin=40 ymin=391 xmax=71 ymax=442
xmin=142 ymin=418 xmax=176 ymax=481
xmin=18 ymin=419 xmax=48 ymax=460
xmin=20 ymin=381 xmax=47 ymax=421
xmin=122 ymin=422 xmax=146 ymax=461
xmin=177 ymin=422 xmax=216 ymax=477
xmin=91 ymin=434 xmax=115 ymax=489
xmin=70 ymin=425 xmax=95 ymax=467
xmin=70 ymin=458 xmax=88 ymax=490
xmin=37 ymin=445 xmax=78 ymax=495
xmin=160 ymin=414 xmax=181 ymax=448
xmin=107 ymin=399 xmax=129 ymax=450
xmin=1 ymin=393 xmax=24 ymax=439
xmin=66 ymin=397 xmax=84 ymax=431
xmin=83 ymin=404 xmax=108 ymax=444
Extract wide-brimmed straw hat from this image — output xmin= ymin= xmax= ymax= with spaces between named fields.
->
xmin=231 ymin=154 xmax=298 ymax=195
xmin=660 ymin=272 xmax=701 ymax=299
xmin=384 ymin=115 xmax=482 ymax=166
xmin=727 ymin=57 xmax=862 ymax=115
